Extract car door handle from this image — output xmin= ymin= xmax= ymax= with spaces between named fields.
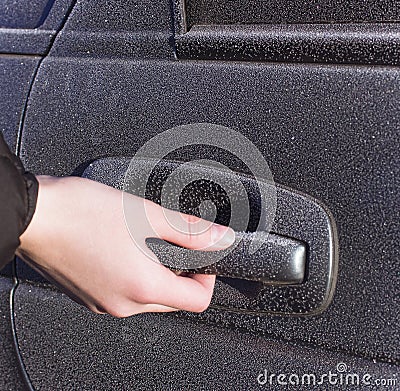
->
xmin=82 ymin=156 xmax=338 ymax=315
xmin=147 ymin=232 xmax=306 ymax=285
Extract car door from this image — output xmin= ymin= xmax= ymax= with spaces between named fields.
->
xmin=0 ymin=1 xmax=74 ymax=389
xmin=1 ymin=0 xmax=399 ymax=389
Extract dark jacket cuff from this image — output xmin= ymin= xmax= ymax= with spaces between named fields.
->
xmin=0 ymin=134 xmax=38 ymax=269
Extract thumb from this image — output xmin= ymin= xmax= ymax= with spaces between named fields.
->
xmin=145 ymin=200 xmax=235 ymax=251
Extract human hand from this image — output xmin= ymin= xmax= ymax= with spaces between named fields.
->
xmin=17 ymin=176 xmax=235 ymax=317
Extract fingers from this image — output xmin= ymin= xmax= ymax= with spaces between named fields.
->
xmin=97 ymin=303 xmax=179 ymax=318
xmin=148 ymin=270 xmax=216 ymax=313
xmin=121 ymin=197 xmax=222 ymax=316
xmin=139 ymin=304 xmax=179 ymax=313
xmin=99 ymin=258 xmax=216 ymax=317
xmin=144 ymin=200 xmax=235 ymax=251
xmin=139 ymin=200 xmax=222 ymax=312
xmin=100 ymin=273 xmax=215 ymax=317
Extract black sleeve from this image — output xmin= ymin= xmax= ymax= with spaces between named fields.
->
xmin=0 ymin=133 xmax=38 ymax=270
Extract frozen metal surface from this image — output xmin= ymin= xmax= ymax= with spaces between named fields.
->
xmin=47 ymin=0 xmax=174 ymax=59
xmin=14 ymin=282 xmax=399 ymax=390
xmin=83 ymin=157 xmax=337 ymax=315
xmin=0 ymin=56 xmax=40 ymax=152
xmin=147 ymin=233 xmax=306 ymax=285
xmin=0 ymin=0 xmax=74 ymax=55
xmin=176 ymin=24 xmax=400 ymax=65
xmin=9 ymin=1 xmax=400 ymax=382
xmin=183 ymin=0 xmax=400 ymax=27
xmin=0 ymin=0 xmax=56 ymax=29
xmin=0 ymin=277 xmax=25 ymax=390
xmin=18 ymin=57 xmax=400 ymax=363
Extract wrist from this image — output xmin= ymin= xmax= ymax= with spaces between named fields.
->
xmin=17 ymin=175 xmax=59 ymax=256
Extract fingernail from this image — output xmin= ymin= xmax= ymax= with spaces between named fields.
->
xmin=211 ymin=224 xmax=235 ymax=249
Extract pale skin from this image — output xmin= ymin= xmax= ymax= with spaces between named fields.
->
xmin=16 ymin=176 xmax=235 ymax=318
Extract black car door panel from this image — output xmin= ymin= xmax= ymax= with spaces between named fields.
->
xmin=14 ymin=281 xmax=399 ymax=390
xmin=1 ymin=0 xmax=398 ymax=389
xmin=0 ymin=56 xmax=39 ymax=151
xmin=19 ymin=50 xmax=400 ymax=365
xmin=0 ymin=0 xmax=74 ymax=55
